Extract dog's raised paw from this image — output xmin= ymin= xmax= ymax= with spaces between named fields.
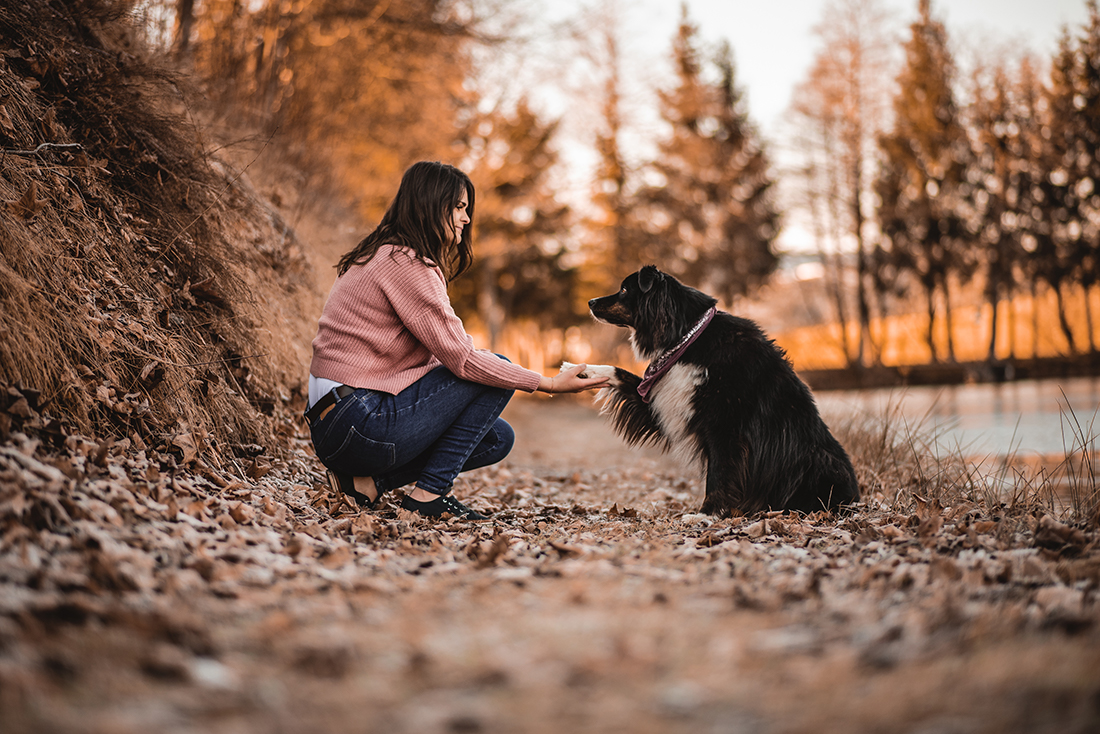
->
xmin=563 ymin=362 xmax=619 ymax=385
xmin=583 ymin=364 xmax=618 ymax=382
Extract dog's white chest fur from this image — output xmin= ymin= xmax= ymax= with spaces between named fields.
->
xmin=649 ymin=363 xmax=707 ymax=472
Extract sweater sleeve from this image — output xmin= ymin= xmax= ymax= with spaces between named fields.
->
xmin=380 ymin=253 xmax=543 ymax=392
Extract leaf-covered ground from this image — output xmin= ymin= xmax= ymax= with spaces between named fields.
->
xmin=2 ymin=396 xmax=1099 ymax=733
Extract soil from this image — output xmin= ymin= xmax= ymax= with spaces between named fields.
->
xmin=2 ymin=393 xmax=1099 ymax=734
xmin=502 ymin=395 xmax=680 ymax=473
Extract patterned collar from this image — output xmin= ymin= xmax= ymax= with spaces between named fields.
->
xmin=637 ymin=306 xmax=716 ymax=403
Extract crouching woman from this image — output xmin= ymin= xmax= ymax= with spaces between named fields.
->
xmin=306 ymin=161 xmax=607 ymax=519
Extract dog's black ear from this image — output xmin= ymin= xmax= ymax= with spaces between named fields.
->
xmin=638 ymin=265 xmax=662 ymax=293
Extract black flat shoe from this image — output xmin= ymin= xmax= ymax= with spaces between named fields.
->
xmin=401 ymin=493 xmax=489 ymax=520
xmin=327 ymin=470 xmax=381 ymax=510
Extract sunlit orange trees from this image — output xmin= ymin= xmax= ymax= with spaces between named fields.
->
xmin=184 ymin=0 xmax=471 ymax=219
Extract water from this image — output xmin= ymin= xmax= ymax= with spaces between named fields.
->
xmin=815 ymin=376 xmax=1100 ymax=457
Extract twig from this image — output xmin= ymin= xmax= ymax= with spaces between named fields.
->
xmin=129 ymin=350 xmax=270 ymax=369
xmin=160 ymin=127 xmax=277 ymax=258
xmin=172 ymin=353 xmax=269 ymax=368
xmin=1 ymin=142 xmax=85 ymax=156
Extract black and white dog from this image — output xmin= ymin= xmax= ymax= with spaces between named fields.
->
xmin=569 ymin=265 xmax=859 ymax=517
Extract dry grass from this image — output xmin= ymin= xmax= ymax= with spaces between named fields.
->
xmin=0 ymin=1 xmax=319 ymax=464
xmin=1053 ymin=400 xmax=1100 ymax=525
xmin=830 ymin=394 xmax=1100 ymax=531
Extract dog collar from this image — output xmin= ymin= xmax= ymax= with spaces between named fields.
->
xmin=637 ymin=306 xmax=716 ymax=403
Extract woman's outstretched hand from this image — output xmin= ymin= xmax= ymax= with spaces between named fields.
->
xmin=537 ymin=362 xmax=610 ymax=394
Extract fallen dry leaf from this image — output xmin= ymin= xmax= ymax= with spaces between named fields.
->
xmin=0 ymin=104 xmax=14 ymax=134
xmin=6 ymin=180 xmax=47 ymax=219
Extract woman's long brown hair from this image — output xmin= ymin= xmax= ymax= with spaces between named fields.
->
xmin=336 ymin=161 xmax=475 ymax=280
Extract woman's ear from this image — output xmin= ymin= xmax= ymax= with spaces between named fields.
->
xmin=638 ymin=265 xmax=662 ymax=293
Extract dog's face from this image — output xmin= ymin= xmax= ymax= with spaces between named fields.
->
xmin=589 ymin=266 xmax=716 ymax=358
xmin=588 ymin=267 xmax=657 ymax=329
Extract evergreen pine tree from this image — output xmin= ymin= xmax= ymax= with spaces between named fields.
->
xmin=710 ymin=41 xmax=782 ymax=303
xmin=451 ymin=100 xmax=580 ymax=348
xmin=1072 ymin=0 xmax=1100 ymax=351
xmin=627 ymin=8 xmax=778 ymax=305
xmin=587 ymin=17 xmax=634 ymax=295
xmin=1033 ymin=29 xmax=1085 ymax=354
xmin=876 ymin=0 xmax=972 ymax=362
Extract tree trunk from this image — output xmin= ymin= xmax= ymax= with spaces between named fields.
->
xmin=479 ymin=262 xmax=504 ymax=352
xmin=829 ymin=254 xmax=854 ymax=367
xmin=986 ymin=275 xmax=999 ymax=363
xmin=869 ymin=248 xmax=890 ymax=366
xmin=1055 ymin=281 xmax=1079 ymax=355
xmin=851 ymin=147 xmax=874 ymax=367
xmin=856 ymin=256 xmax=876 ymax=366
xmin=942 ymin=275 xmax=957 ymax=363
xmin=1007 ymin=284 xmax=1017 ymax=359
xmin=825 ymin=158 xmax=855 ymax=366
xmin=1031 ymin=280 xmax=1040 ymax=358
xmin=866 ymin=275 xmax=886 ymax=366
xmin=816 ymin=245 xmax=854 ymax=367
xmin=174 ymin=0 xmax=195 ymax=58
xmin=924 ymin=282 xmax=939 ymax=363
xmin=1085 ymin=283 xmax=1097 ymax=352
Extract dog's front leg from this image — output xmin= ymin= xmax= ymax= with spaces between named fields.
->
xmin=563 ymin=362 xmax=666 ymax=450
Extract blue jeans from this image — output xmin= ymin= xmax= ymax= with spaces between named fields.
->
xmin=308 ymin=364 xmax=516 ymax=496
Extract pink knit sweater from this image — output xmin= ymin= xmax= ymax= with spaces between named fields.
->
xmin=309 ymin=245 xmax=542 ymax=395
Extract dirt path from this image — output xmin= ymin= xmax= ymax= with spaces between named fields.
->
xmin=2 ymin=396 xmax=1099 ymax=734
xmin=502 ymin=394 xmax=682 ymax=474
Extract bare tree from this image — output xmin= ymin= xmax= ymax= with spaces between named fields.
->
xmin=788 ymin=0 xmax=896 ymax=367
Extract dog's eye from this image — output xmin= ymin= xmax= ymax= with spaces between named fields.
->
xmin=619 ymin=288 xmax=626 ymax=295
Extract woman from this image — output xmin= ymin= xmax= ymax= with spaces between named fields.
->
xmin=307 ymin=161 xmax=607 ymax=519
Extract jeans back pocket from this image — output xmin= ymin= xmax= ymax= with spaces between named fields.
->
xmin=320 ymin=424 xmax=396 ymax=476
xmin=312 ymin=389 xmax=395 ymax=476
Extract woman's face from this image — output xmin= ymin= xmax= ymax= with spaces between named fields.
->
xmin=450 ymin=188 xmax=470 ymax=244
